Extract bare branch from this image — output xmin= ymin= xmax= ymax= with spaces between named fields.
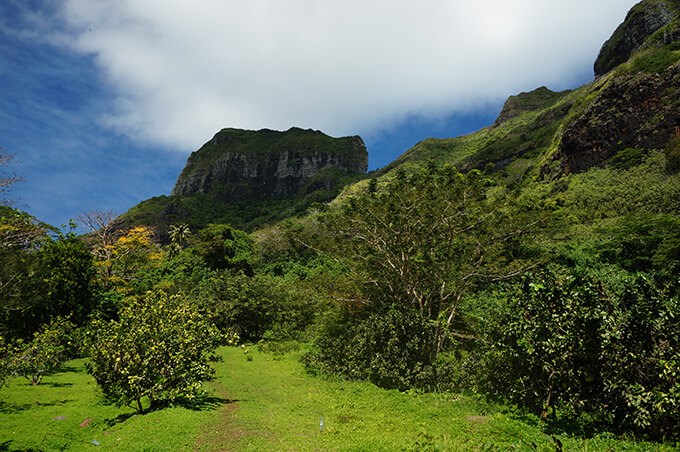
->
xmin=0 ymin=152 xmax=25 ymax=206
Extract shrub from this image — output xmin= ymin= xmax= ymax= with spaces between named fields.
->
xmin=12 ymin=317 xmax=74 ymax=385
xmin=304 ymin=306 xmax=442 ymax=390
xmin=482 ymin=269 xmax=680 ymax=439
xmin=86 ymin=291 xmax=221 ymax=412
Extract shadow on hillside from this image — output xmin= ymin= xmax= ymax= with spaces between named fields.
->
xmin=0 ymin=440 xmax=22 ymax=452
xmin=33 ymin=399 xmax=76 ymax=407
xmin=103 ymin=412 xmax=137 ymax=427
xmin=184 ymin=394 xmax=239 ymax=412
xmin=0 ymin=401 xmax=31 ymax=413
xmin=507 ymin=412 xmax=603 ymax=440
xmin=0 ymin=440 xmax=36 ymax=452
xmin=43 ymin=382 xmax=73 ymax=388
xmin=51 ymin=365 xmax=80 ymax=374
xmin=102 ymin=396 xmax=239 ymax=427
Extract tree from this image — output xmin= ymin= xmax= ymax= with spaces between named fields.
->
xmin=109 ymin=227 xmax=161 ymax=284
xmin=86 ymin=290 xmax=221 ymax=412
xmin=76 ymin=210 xmax=120 ymax=287
xmin=320 ymin=165 xmax=539 ymax=359
xmin=0 ymin=207 xmax=47 ymax=303
xmin=168 ymin=222 xmax=191 ymax=257
xmin=84 ymin=225 xmax=161 ymax=291
xmin=0 ymin=207 xmax=50 ymax=338
xmin=30 ymin=233 xmax=98 ymax=327
xmin=0 ymin=151 xmax=24 ymax=207
xmin=193 ymin=224 xmax=255 ymax=275
xmin=195 ymin=272 xmax=281 ymax=342
xmin=11 ymin=317 xmax=73 ymax=385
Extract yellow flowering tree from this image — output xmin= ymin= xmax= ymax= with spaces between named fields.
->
xmin=93 ymin=226 xmax=162 ymax=290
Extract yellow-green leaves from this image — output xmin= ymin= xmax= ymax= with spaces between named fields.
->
xmin=86 ymin=290 xmax=221 ymax=412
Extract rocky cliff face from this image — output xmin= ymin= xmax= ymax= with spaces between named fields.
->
xmin=554 ymin=0 xmax=680 ymax=175
xmin=594 ymin=0 xmax=680 ymax=77
xmin=171 ymin=127 xmax=368 ymax=199
xmin=558 ymin=62 xmax=680 ymax=174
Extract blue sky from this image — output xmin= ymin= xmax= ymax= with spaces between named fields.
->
xmin=1 ymin=0 xmax=638 ymax=229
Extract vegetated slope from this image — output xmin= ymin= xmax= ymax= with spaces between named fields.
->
xmin=121 ymin=127 xmax=368 ymax=237
xmin=373 ymin=0 xmax=680 ymax=188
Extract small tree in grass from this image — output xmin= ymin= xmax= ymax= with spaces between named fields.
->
xmin=12 ymin=317 xmax=73 ymax=385
xmin=86 ymin=290 xmax=222 ymax=413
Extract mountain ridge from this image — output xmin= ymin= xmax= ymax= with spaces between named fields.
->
xmin=122 ymin=0 xmax=680 ymax=234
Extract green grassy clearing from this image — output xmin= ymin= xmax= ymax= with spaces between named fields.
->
xmin=199 ymin=346 xmax=674 ymax=451
xmin=1 ymin=348 xmax=675 ymax=451
xmin=0 ymin=359 xmax=218 ymax=451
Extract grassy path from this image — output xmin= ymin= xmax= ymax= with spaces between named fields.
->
xmin=194 ymin=379 xmax=241 ymax=450
xmin=0 ymin=347 xmax=675 ymax=451
xmin=196 ymin=346 xmax=674 ymax=451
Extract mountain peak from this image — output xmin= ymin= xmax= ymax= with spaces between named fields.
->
xmin=171 ymin=127 xmax=367 ymax=198
xmin=594 ymin=0 xmax=680 ymax=76
xmin=493 ymin=86 xmax=571 ymax=127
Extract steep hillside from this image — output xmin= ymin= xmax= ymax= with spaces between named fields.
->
xmin=376 ymin=0 xmax=680 ymax=185
xmin=378 ymin=86 xmax=574 ymax=178
xmin=594 ymin=0 xmax=680 ymax=76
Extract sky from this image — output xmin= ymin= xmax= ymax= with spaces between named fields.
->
xmin=1 ymin=0 xmax=639 ymax=229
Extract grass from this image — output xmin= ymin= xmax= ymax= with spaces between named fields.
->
xmin=1 ymin=347 xmax=676 ymax=451
xmin=0 ymin=359 xmax=219 ymax=451
xmin=198 ymin=346 xmax=675 ymax=451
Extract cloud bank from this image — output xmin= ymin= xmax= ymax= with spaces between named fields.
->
xmin=54 ymin=0 xmax=638 ymax=151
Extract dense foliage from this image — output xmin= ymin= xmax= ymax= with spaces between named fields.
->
xmin=2 ymin=13 xmax=680 ymax=442
xmin=86 ymin=291 xmax=221 ymax=412
xmin=482 ymin=269 xmax=679 ymax=439
xmin=304 ymin=164 xmax=547 ymax=389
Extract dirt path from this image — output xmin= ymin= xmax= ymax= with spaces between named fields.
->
xmin=194 ymin=381 xmax=243 ymax=452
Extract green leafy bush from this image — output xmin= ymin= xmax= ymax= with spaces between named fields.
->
xmin=86 ymin=291 xmax=221 ymax=412
xmin=482 ymin=269 xmax=680 ymax=439
xmin=304 ymin=305 xmax=442 ymax=390
xmin=12 ymin=317 xmax=74 ymax=385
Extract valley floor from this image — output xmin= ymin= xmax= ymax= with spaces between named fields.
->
xmin=0 ymin=346 xmax=675 ymax=451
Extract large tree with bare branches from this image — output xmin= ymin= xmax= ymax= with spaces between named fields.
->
xmin=317 ymin=164 xmax=543 ymax=365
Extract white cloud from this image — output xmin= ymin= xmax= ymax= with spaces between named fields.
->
xmin=54 ymin=0 xmax=638 ymax=151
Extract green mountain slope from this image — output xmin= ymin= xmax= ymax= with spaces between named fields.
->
xmin=376 ymin=1 xmax=680 ymax=186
